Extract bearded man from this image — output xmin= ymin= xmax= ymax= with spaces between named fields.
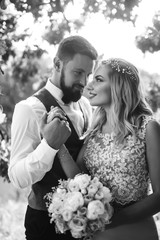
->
xmin=9 ymin=35 xmax=97 ymax=240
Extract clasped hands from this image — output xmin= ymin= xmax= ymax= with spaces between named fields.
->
xmin=40 ymin=106 xmax=71 ymax=149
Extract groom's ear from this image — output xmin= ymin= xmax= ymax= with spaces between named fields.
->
xmin=53 ymin=57 xmax=62 ymax=72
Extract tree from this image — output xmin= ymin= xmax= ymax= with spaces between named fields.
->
xmin=136 ymin=11 xmax=160 ymax=53
xmin=0 ymin=0 xmax=142 ymax=119
xmin=0 ymin=40 xmax=10 ymax=182
xmin=1 ymin=0 xmax=160 ymax=117
xmin=0 ymin=0 xmax=142 ymax=63
xmin=147 ymin=81 xmax=160 ymax=112
xmin=140 ymin=70 xmax=160 ymax=112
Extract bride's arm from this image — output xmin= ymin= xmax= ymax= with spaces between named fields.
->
xmin=108 ymin=120 xmax=160 ymax=228
xmin=76 ymin=143 xmax=89 ymax=173
xmin=58 ymin=143 xmax=88 ymax=179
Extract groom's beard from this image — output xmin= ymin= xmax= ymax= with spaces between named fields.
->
xmin=60 ymin=69 xmax=82 ymax=104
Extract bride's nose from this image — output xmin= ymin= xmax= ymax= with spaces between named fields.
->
xmin=86 ymin=81 xmax=93 ymax=91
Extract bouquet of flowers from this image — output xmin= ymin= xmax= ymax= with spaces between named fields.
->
xmin=45 ymin=174 xmax=113 ymax=240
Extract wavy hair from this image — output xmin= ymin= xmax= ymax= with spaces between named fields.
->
xmin=85 ymin=58 xmax=152 ymax=144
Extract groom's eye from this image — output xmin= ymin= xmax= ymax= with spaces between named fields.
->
xmin=74 ymin=71 xmax=82 ymax=76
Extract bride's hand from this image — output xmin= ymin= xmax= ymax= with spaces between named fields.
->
xmin=47 ymin=106 xmax=67 ymax=123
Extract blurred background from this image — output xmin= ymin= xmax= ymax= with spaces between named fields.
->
xmin=0 ymin=0 xmax=160 ymax=239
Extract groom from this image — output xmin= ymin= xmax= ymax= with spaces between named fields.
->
xmin=9 ymin=35 xmax=98 ymax=240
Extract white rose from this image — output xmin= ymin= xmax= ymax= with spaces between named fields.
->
xmin=95 ymin=189 xmax=104 ymax=200
xmin=71 ymin=230 xmax=83 ymax=239
xmin=64 ymin=192 xmax=84 ymax=212
xmin=74 ymin=174 xmax=91 ymax=190
xmin=104 ymin=202 xmax=114 ymax=221
xmin=62 ymin=208 xmax=73 ymax=221
xmin=87 ymin=200 xmax=105 ymax=220
xmin=68 ymin=215 xmax=86 ymax=233
xmin=84 ymin=194 xmax=93 ymax=205
xmin=91 ymin=176 xmax=99 ymax=184
xmin=89 ymin=219 xmax=103 ymax=232
xmin=81 ymin=188 xmax=87 ymax=195
xmin=52 ymin=191 xmax=65 ymax=201
xmin=102 ymin=187 xmax=112 ymax=202
xmin=87 ymin=183 xmax=98 ymax=196
xmin=68 ymin=179 xmax=80 ymax=192
xmin=48 ymin=203 xmax=54 ymax=213
xmin=50 ymin=197 xmax=63 ymax=214
xmin=56 ymin=216 xmax=68 ymax=233
xmin=57 ymin=188 xmax=67 ymax=196
xmin=91 ymin=177 xmax=102 ymax=188
xmin=77 ymin=207 xmax=87 ymax=216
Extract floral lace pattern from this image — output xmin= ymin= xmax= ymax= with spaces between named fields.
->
xmin=84 ymin=116 xmax=153 ymax=205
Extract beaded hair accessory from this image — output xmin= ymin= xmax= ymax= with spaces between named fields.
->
xmin=102 ymin=58 xmax=137 ymax=81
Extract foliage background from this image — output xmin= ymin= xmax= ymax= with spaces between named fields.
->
xmin=0 ymin=0 xmax=160 ymax=239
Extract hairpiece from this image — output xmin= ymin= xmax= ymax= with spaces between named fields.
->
xmin=102 ymin=58 xmax=137 ymax=81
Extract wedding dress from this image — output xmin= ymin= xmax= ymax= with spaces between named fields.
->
xmin=83 ymin=116 xmax=159 ymax=240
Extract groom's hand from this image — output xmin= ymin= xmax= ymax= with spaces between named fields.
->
xmin=40 ymin=109 xmax=71 ymax=150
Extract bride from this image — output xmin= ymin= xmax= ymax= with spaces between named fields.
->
xmin=57 ymin=58 xmax=160 ymax=240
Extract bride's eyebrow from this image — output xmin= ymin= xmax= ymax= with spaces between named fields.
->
xmin=95 ymin=74 xmax=104 ymax=78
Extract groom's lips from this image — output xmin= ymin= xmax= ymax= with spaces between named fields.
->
xmin=74 ymin=84 xmax=84 ymax=92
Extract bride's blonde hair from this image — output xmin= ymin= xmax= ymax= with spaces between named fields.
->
xmin=85 ymin=58 xmax=152 ymax=145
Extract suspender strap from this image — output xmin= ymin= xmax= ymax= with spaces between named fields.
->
xmin=34 ymin=87 xmax=79 ymax=139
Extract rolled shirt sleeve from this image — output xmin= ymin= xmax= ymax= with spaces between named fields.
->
xmin=8 ymin=98 xmax=58 ymax=189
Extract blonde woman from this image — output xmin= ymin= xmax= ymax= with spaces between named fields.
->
xmin=59 ymin=58 xmax=160 ymax=240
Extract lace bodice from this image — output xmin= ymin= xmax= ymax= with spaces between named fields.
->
xmin=83 ymin=116 xmax=153 ymax=205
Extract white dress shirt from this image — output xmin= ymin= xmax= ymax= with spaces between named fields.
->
xmin=8 ymin=80 xmax=92 ymax=189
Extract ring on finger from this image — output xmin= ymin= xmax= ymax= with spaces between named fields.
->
xmin=61 ymin=120 xmax=69 ymax=126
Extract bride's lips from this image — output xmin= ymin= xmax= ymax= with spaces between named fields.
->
xmin=88 ymin=92 xmax=96 ymax=99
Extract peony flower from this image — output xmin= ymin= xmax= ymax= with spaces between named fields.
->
xmin=91 ymin=176 xmax=103 ymax=188
xmin=68 ymin=215 xmax=86 ymax=233
xmin=70 ymin=230 xmax=83 ymax=239
xmin=95 ymin=189 xmax=104 ymax=200
xmin=81 ymin=188 xmax=87 ymax=195
xmin=104 ymin=202 xmax=114 ymax=221
xmin=102 ymin=186 xmax=112 ymax=202
xmin=77 ymin=207 xmax=87 ymax=217
xmin=57 ymin=187 xmax=67 ymax=196
xmin=91 ymin=176 xmax=99 ymax=184
xmin=84 ymin=194 xmax=93 ymax=205
xmin=48 ymin=203 xmax=55 ymax=214
xmin=87 ymin=200 xmax=105 ymax=220
xmin=56 ymin=216 xmax=68 ymax=233
xmin=62 ymin=208 xmax=73 ymax=221
xmin=87 ymin=183 xmax=98 ymax=196
xmin=50 ymin=197 xmax=63 ymax=215
xmin=89 ymin=219 xmax=104 ymax=232
xmin=74 ymin=174 xmax=91 ymax=190
xmin=64 ymin=192 xmax=84 ymax=212
xmin=67 ymin=179 xmax=80 ymax=192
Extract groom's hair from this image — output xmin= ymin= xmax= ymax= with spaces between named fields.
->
xmin=56 ymin=35 xmax=98 ymax=63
